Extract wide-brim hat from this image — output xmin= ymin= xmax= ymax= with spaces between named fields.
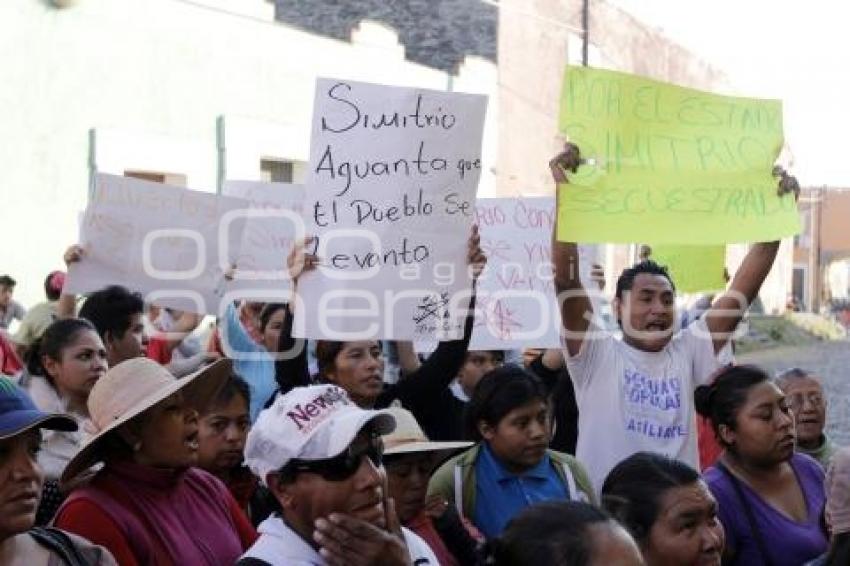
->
xmin=0 ymin=377 xmax=77 ymax=440
xmin=60 ymin=357 xmax=230 ymax=486
xmin=382 ymin=407 xmax=471 ymax=457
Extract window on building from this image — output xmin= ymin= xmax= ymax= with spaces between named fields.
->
xmin=124 ymin=170 xmax=188 ymax=186
xmin=260 ymin=159 xmax=294 ymax=183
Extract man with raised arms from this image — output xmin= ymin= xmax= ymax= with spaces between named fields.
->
xmin=550 ymin=142 xmax=799 ymax=492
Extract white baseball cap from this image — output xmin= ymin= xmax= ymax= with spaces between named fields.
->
xmin=245 ymin=384 xmax=396 ymax=485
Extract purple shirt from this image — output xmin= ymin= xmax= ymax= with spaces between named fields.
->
xmin=705 ymin=453 xmax=827 ymax=566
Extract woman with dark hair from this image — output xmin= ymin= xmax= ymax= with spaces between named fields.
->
xmin=54 ymin=358 xmax=257 ymax=565
xmin=696 ymin=364 xmax=827 ymax=565
xmin=20 ymin=318 xmax=108 ymax=525
xmin=23 ymin=318 xmax=108 ymax=482
xmin=488 ymin=501 xmax=644 ymax=566
xmin=601 ymin=452 xmax=724 ymax=566
xmin=269 ymin=228 xmax=486 ymax=430
xmin=196 ymin=373 xmax=274 ymax=525
xmin=221 ymin=300 xmax=288 ymax=421
xmin=427 ymin=365 xmax=593 ymax=539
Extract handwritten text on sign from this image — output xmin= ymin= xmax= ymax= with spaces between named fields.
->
xmin=460 ymin=197 xmax=605 ymax=350
xmin=295 ymin=79 xmax=488 ymax=340
xmin=65 ymin=174 xmax=247 ymax=314
xmin=222 ymin=180 xmax=305 ymax=300
xmin=557 ymin=66 xmax=798 ymax=244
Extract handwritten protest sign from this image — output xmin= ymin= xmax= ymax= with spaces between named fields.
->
xmin=65 ymin=173 xmax=247 ymax=314
xmin=650 ymin=245 xmax=727 ymax=293
xmin=557 ymin=66 xmax=799 ymax=244
xmin=413 ymin=197 xmax=610 ymax=350
xmin=294 ymin=79 xmax=488 ymax=340
xmin=471 ymin=197 xmax=611 ymax=348
xmin=222 ymin=180 xmax=305 ymax=301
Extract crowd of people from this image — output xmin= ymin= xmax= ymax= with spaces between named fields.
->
xmin=0 ymin=143 xmax=843 ymax=566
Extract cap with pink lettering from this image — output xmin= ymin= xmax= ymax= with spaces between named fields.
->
xmin=244 ymin=384 xmax=396 ymax=485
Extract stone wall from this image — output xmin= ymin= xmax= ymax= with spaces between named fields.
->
xmin=274 ymin=0 xmax=497 ymax=72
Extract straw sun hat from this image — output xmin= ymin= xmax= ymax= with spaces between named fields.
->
xmin=60 ymin=357 xmax=230 ymax=485
xmin=381 ymin=406 xmax=471 ymax=457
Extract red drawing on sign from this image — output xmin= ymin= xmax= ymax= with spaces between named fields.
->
xmin=483 ymin=297 xmax=523 ymax=340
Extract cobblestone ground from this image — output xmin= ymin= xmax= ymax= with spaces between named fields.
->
xmin=738 ymin=341 xmax=850 ymax=446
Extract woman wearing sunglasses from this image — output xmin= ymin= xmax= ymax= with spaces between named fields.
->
xmin=53 ymin=358 xmax=258 ymax=565
xmin=238 ymin=384 xmax=439 ymax=566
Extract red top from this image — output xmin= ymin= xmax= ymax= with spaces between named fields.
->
xmin=698 ymin=415 xmax=722 ymax=469
xmin=56 ymin=461 xmax=257 ymax=566
xmin=0 ymin=333 xmax=22 ymax=376
xmin=145 ymin=336 xmax=172 ymax=365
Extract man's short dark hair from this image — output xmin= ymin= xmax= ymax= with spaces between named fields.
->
xmin=615 ymin=260 xmax=675 ymax=300
xmin=0 ymin=275 xmax=16 ymax=289
xmin=78 ymin=285 xmax=144 ymax=340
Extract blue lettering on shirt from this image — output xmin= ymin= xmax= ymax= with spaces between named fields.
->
xmin=622 ymin=369 xmax=687 ymax=440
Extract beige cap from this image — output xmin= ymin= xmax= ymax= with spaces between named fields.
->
xmin=61 ymin=357 xmax=230 ymax=485
xmin=382 ymin=407 xmax=471 ymax=456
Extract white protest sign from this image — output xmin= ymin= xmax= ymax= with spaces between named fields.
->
xmin=222 ymin=180 xmax=305 ymax=301
xmin=294 ymin=78 xmax=488 ymax=340
xmin=65 ymin=173 xmax=248 ymax=314
xmin=463 ymin=197 xmax=602 ymax=349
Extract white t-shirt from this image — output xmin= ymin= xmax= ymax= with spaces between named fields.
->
xmin=240 ymin=516 xmax=439 ymax=565
xmin=565 ymin=318 xmax=723 ymax=493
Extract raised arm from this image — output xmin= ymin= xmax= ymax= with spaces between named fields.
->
xmin=704 ymin=169 xmax=799 ymax=354
xmin=704 ymin=241 xmax=779 ymax=354
xmin=393 ymin=341 xmax=422 ymax=376
xmin=384 ymin=226 xmax=485 ymax=412
xmin=57 ymin=245 xmax=83 ymax=319
xmin=551 ymin=144 xmax=593 ymax=357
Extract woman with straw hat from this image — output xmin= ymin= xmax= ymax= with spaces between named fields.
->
xmin=54 ymin=357 xmax=258 ymax=565
xmin=381 ymin=406 xmax=481 ymax=566
xmin=0 ymin=376 xmax=116 ymax=565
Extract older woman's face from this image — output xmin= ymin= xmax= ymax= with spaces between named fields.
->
xmin=384 ymin=453 xmax=438 ymax=524
xmin=132 ymin=392 xmax=200 ymax=469
xmin=0 ymin=429 xmax=43 ymax=539
xmin=721 ymin=381 xmax=795 ymax=466
xmin=643 ymin=481 xmax=724 ymax=566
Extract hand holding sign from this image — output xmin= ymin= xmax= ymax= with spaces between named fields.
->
xmin=294 ymin=78 xmax=488 ymax=340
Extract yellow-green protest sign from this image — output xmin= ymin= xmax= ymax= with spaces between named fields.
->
xmin=557 ymin=66 xmax=799 ymax=244
xmin=650 ymin=245 xmax=726 ymax=293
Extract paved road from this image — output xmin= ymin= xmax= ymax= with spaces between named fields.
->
xmin=739 ymin=341 xmax=850 ymax=446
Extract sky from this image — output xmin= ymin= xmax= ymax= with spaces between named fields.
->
xmin=608 ymin=0 xmax=850 ymax=188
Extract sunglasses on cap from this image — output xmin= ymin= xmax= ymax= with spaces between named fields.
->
xmin=280 ymin=432 xmax=384 ymax=482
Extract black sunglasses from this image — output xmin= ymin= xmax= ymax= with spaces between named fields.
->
xmin=281 ymin=433 xmax=384 ymax=482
